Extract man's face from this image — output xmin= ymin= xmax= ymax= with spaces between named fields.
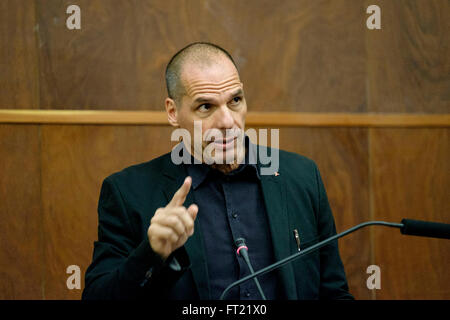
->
xmin=167 ymin=57 xmax=247 ymax=165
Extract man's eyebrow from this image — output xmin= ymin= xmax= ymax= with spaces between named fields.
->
xmin=230 ymin=88 xmax=244 ymax=97
xmin=193 ymin=96 xmax=214 ymax=104
xmin=192 ymin=89 xmax=244 ymax=105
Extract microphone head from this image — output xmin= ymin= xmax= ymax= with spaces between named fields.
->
xmin=234 ymin=238 xmax=248 ymax=256
xmin=401 ymin=218 xmax=450 ymax=239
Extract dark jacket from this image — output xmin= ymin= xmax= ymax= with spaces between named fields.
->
xmin=82 ymin=146 xmax=353 ymax=300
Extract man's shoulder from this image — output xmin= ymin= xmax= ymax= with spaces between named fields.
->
xmin=257 ymin=146 xmax=321 ymax=195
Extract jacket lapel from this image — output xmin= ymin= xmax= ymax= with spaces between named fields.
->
xmin=161 ymin=156 xmax=210 ymax=299
xmin=260 ymin=168 xmax=298 ymax=299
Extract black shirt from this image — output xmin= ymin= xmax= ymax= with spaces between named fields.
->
xmin=185 ymin=138 xmax=281 ymax=299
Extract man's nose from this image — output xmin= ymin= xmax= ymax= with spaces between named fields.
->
xmin=214 ymin=105 xmax=235 ymax=129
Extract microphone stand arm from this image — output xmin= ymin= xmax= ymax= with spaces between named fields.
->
xmin=219 ymin=221 xmax=403 ymax=300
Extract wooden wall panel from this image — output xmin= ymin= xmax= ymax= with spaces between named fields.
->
xmin=37 ymin=0 xmax=165 ymax=110
xmin=262 ymin=127 xmax=372 ymax=299
xmin=366 ymin=0 xmax=450 ymax=113
xmin=371 ymin=128 xmax=450 ymax=299
xmin=0 ymin=125 xmax=43 ymax=299
xmin=36 ymin=0 xmax=366 ymax=113
xmin=40 ymin=125 xmax=173 ymax=299
xmin=206 ymin=0 xmax=367 ymax=113
xmin=0 ymin=0 xmax=39 ymax=109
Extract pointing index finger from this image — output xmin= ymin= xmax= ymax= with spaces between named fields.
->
xmin=168 ymin=176 xmax=192 ymax=207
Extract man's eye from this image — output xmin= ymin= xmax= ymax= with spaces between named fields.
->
xmin=197 ymin=104 xmax=211 ymax=112
xmin=230 ymin=97 xmax=242 ymax=105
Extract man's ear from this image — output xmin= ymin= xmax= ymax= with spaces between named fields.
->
xmin=165 ymin=97 xmax=179 ymax=127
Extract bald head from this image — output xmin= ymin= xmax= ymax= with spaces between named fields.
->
xmin=165 ymin=42 xmax=238 ymax=104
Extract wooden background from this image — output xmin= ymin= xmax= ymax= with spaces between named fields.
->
xmin=0 ymin=0 xmax=449 ymax=300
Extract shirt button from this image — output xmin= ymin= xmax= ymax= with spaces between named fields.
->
xmin=245 ymin=292 xmax=251 ymax=297
xmin=232 ymin=212 xmax=238 ymax=219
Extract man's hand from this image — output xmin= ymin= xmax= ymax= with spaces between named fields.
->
xmin=147 ymin=176 xmax=198 ymax=260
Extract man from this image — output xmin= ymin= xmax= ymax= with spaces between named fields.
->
xmin=82 ymin=42 xmax=353 ymax=300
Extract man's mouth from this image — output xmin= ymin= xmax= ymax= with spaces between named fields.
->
xmin=212 ymin=136 xmax=236 ymax=150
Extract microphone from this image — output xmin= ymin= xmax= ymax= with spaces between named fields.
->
xmin=234 ymin=238 xmax=267 ymax=300
xmin=400 ymin=219 xmax=450 ymax=239
xmin=220 ymin=219 xmax=450 ymax=300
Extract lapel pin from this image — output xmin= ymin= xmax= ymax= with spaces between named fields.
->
xmin=274 ymin=172 xmax=280 ymax=176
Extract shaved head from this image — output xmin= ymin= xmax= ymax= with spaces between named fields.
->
xmin=165 ymin=42 xmax=238 ymax=104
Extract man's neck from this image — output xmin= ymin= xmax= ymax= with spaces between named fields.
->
xmin=210 ymin=162 xmax=241 ymax=174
